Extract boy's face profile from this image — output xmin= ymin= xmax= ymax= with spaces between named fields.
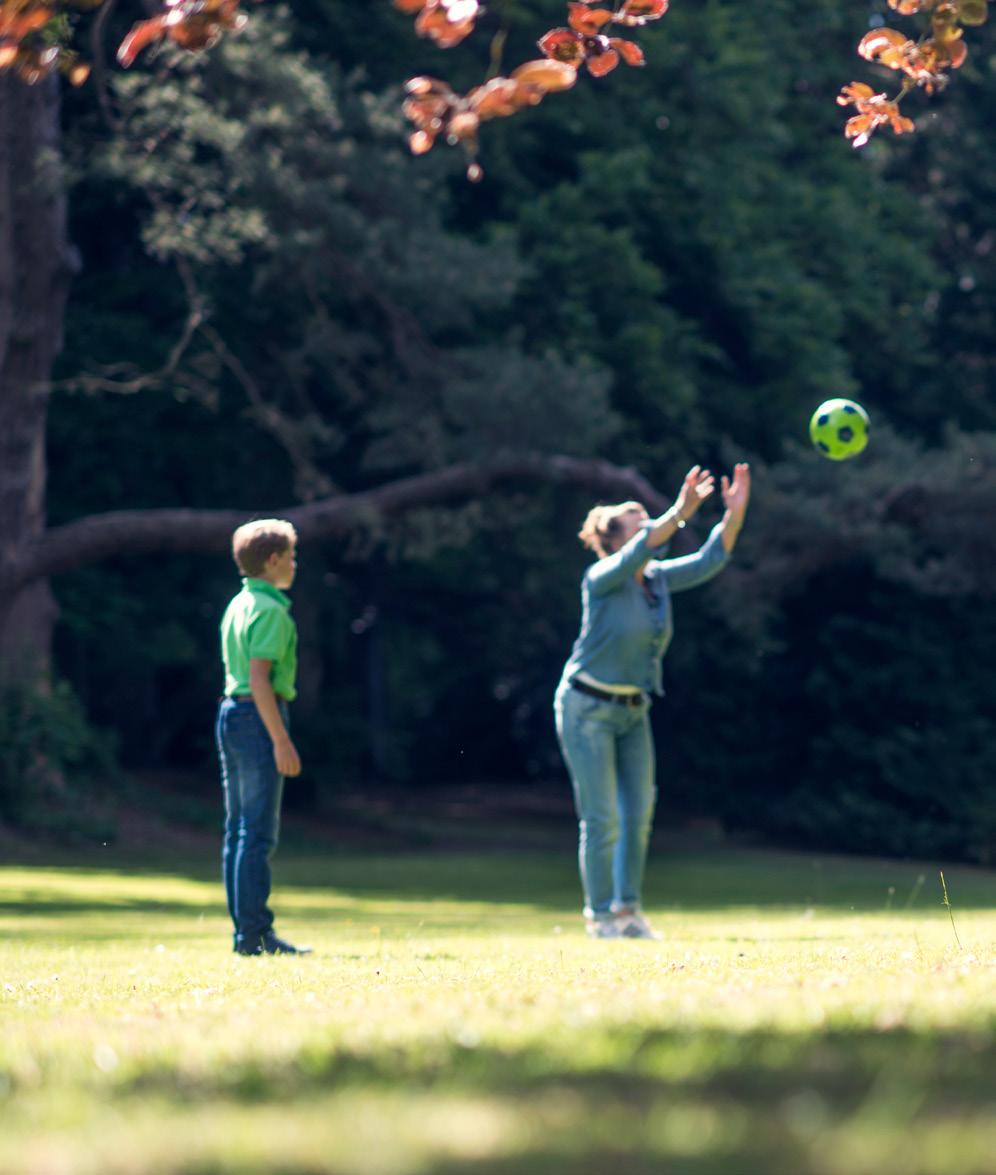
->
xmin=264 ymin=544 xmax=297 ymax=590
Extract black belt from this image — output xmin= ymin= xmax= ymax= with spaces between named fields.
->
xmin=220 ymin=695 xmax=290 ymax=704
xmin=570 ymin=678 xmax=646 ymax=708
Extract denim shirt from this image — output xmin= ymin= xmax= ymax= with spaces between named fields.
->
xmin=560 ymin=521 xmax=730 ymax=696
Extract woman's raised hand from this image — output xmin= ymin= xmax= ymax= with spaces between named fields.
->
xmin=674 ymin=465 xmax=715 ymax=520
xmin=721 ymin=462 xmax=751 ymax=524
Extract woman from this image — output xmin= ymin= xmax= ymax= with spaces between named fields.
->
xmin=555 ymin=463 xmax=751 ymax=939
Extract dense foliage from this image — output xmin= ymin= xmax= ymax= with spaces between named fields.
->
xmin=11 ymin=0 xmax=993 ymax=860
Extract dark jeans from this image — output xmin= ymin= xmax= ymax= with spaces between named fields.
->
xmin=215 ymin=698 xmax=287 ymax=950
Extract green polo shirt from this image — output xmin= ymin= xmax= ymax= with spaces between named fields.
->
xmin=220 ymin=578 xmax=298 ymax=701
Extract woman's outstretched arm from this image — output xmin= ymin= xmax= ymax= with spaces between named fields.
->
xmin=587 ymin=467 xmax=715 ymax=596
xmin=657 ymin=463 xmax=751 ymax=593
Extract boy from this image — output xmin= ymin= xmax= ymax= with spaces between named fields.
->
xmin=216 ymin=518 xmax=309 ymax=955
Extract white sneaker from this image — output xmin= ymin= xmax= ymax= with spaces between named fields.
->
xmin=614 ymin=908 xmax=662 ymax=940
xmin=585 ymin=917 xmax=623 ymax=939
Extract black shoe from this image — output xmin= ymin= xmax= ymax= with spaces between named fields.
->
xmin=234 ymin=939 xmax=263 ymax=956
xmin=261 ymin=931 xmax=312 ymax=955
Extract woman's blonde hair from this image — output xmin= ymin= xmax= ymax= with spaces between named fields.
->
xmin=578 ymin=501 xmax=644 ymax=558
xmin=232 ymin=519 xmax=298 ymax=577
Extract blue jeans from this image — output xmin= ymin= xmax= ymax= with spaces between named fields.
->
xmin=554 ymin=681 xmax=657 ymax=919
xmin=216 ymin=698 xmax=287 ymax=950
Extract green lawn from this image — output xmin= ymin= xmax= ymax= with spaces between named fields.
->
xmin=1 ymin=844 xmax=995 ymax=1174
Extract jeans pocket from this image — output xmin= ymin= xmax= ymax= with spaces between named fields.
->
xmin=576 ymin=693 xmax=613 ymax=724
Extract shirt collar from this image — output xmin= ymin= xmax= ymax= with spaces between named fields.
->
xmin=243 ymin=578 xmax=291 ymax=607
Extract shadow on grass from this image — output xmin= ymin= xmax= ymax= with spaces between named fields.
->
xmin=1 ymin=845 xmax=996 ymax=925
xmin=0 ymin=897 xmax=220 ymax=919
xmin=110 ymin=1025 xmax=996 ymax=1105
xmin=4 ymin=846 xmax=995 ymax=916
xmin=41 ymin=1027 xmax=996 ymax=1175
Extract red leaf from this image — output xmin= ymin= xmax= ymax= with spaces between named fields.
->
xmin=611 ymin=38 xmax=645 ymax=66
xmin=471 ymin=77 xmax=527 ymax=119
xmin=416 ymin=6 xmax=476 ymax=48
xmin=586 ymin=47 xmax=620 ymax=76
xmin=614 ymin=0 xmax=669 ymax=25
xmin=117 ymin=16 xmax=168 ymax=67
xmin=568 ymin=3 xmax=613 ymax=36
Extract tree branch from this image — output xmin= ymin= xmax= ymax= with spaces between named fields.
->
xmin=90 ymin=0 xmax=122 ymax=135
xmin=199 ymin=322 xmax=338 ymax=500
xmin=13 ymin=454 xmax=667 ymax=588
xmin=46 ymin=256 xmax=205 ymax=395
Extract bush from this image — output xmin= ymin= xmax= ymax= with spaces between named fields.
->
xmin=0 ymin=679 xmax=120 ymax=842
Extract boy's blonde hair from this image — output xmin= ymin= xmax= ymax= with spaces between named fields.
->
xmin=232 ymin=519 xmax=297 ymax=577
xmin=578 ymin=501 xmax=644 ymax=558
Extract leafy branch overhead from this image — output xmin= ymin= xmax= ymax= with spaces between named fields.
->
xmin=0 ymin=0 xmax=94 ymax=84
xmin=0 ymin=0 xmax=251 ymax=84
xmin=396 ymin=0 xmax=669 ymax=178
xmin=839 ymin=0 xmax=991 ymax=148
xmin=0 ymin=0 xmax=988 ymax=161
xmin=117 ymin=0 xmax=248 ymax=67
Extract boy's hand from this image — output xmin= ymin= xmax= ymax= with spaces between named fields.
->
xmin=274 ymin=735 xmax=302 ymax=778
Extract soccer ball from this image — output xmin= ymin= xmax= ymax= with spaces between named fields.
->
xmin=809 ymin=398 xmax=869 ymax=461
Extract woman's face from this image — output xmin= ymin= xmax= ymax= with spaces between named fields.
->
xmin=607 ymin=506 xmax=648 ymax=552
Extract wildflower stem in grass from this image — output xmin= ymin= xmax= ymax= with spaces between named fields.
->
xmin=939 ymin=870 xmax=963 ymax=949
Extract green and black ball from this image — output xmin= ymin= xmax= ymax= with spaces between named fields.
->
xmin=809 ymin=398 xmax=870 ymax=461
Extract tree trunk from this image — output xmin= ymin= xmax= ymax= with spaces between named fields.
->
xmin=0 ymin=74 xmax=75 ymax=679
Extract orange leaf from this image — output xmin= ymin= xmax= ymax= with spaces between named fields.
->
xmin=511 ymin=58 xmax=579 ymax=91
xmin=0 ymin=10 xmax=52 ymax=40
xmin=837 ymin=81 xmax=877 ymax=105
xmin=858 ymin=28 xmax=912 ymax=66
xmin=845 ymin=113 xmax=879 ymax=147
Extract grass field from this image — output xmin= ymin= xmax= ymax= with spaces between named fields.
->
xmin=2 ymin=841 xmax=995 ymax=1174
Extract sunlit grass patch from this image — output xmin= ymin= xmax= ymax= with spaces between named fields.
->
xmin=1 ymin=847 xmax=995 ymax=1173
